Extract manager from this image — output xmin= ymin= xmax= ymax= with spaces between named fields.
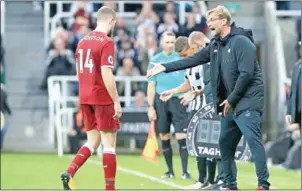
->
xmin=147 ymin=5 xmax=270 ymax=190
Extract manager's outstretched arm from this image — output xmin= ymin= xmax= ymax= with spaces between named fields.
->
xmin=164 ymin=43 xmax=211 ymax=73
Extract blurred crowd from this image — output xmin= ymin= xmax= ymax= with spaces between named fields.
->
xmin=38 ymin=1 xmax=301 ymax=100
xmin=39 ymin=1 xmax=208 ymax=107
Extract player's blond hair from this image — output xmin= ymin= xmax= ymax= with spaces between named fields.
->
xmin=206 ymin=5 xmax=231 ymax=25
xmin=96 ymin=6 xmax=116 ymax=23
xmin=188 ymin=31 xmax=206 ymax=46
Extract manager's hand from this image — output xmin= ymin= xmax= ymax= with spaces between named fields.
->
xmin=220 ymin=99 xmax=232 ymax=117
xmin=146 ymin=64 xmax=166 ymax=78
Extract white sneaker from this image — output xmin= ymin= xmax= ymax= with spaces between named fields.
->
xmin=184 ymin=182 xmax=203 ymax=189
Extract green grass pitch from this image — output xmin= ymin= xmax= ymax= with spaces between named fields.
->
xmin=1 ymin=153 xmax=300 ymax=189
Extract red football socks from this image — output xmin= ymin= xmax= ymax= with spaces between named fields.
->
xmin=67 ymin=145 xmax=93 ymax=177
xmin=102 ymin=148 xmax=117 ymax=190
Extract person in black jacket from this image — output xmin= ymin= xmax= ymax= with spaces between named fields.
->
xmin=285 ymin=45 xmax=301 ymax=133
xmin=283 ymin=47 xmax=301 ymax=170
xmin=147 ymin=5 xmax=269 ymax=190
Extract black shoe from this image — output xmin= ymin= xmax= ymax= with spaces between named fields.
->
xmin=161 ymin=171 xmax=175 ymax=179
xmin=61 ymin=171 xmax=76 ymax=190
xmin=182 ymin=172 xmax=192 ymax=180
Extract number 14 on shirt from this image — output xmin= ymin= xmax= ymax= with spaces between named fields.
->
xmin=77 ymin=48 xmax=94 ymax=74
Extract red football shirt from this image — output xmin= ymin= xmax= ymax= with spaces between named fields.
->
xmin=76 ymin=31 xmax=115 ymax=105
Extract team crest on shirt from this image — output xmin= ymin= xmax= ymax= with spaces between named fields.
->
xmin=108 ymin=56 xmax=113 ymax=65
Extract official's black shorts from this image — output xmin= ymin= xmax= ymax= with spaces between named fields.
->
xmin=154 ymin=94 xmax=188 ymax=134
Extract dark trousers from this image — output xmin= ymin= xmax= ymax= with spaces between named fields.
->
xmin=196 ymin=157 xmax=216 ymax=184
xmin=216 ymin=158 xmax=237 ymax=182
xmin=219 ymin=110 xmax=270 ymax=188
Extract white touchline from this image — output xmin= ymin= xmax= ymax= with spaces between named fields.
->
xmin=68 ymin=156 xmax=280 ymax=189
xmin=88 ymin=159 xmax=185 ymax=189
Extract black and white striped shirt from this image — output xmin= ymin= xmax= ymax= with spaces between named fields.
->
xmin=185 ymin=65 xmax=207 ymax=111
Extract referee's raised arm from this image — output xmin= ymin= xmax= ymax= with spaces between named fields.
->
xmin=164 ymin=43 xmax=211 ymax=73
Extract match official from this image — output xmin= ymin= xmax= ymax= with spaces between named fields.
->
xmin=147 ymin=6 xmax=270 ymax=190
xmin=147 ymin=31 xmax=191 ymax=179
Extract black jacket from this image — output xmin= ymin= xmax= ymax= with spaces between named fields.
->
xmin=287 ymin=60 xmax=301 ymax=123
xmin=202 ymin=62 xmax=213 ymax=104
xmin=164 ymin=23 xmax=264 ymax=115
